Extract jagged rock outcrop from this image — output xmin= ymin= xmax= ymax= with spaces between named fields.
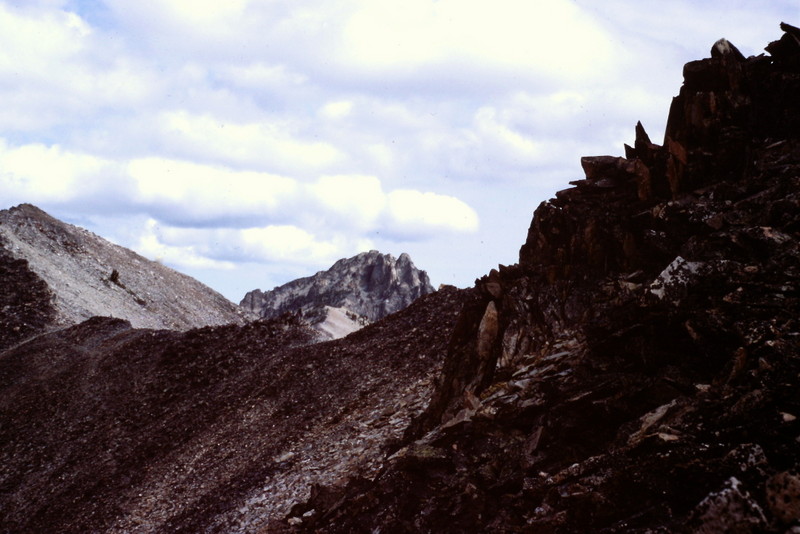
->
xmin=284 ymin=24 xmax=800 ymax=533
xmin=241 ymin=250 xmax=435 ymax=339
xmin=0 ymin=204 xmax=252 ymax=341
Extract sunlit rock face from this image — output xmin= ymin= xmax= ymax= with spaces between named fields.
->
xmin=0 ymin=203 xmax=252 ymax=348
xmin=241 ymin=250 xmax=436 ymax=339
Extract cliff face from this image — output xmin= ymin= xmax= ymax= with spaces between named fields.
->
xmin=287 ymin=25 xmax=800 ymax=533
xmin=0 ymin=204 xmax=253 ymax=340
xmin=241 ymin=250 xmax=435 ymax=338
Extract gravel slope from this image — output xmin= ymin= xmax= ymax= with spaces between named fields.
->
xmin=0 ymin=204 xmax=253 ymax=332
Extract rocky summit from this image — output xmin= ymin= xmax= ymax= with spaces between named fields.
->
xmin=279 ymin=24 xmax=800 ymax=533
xmin=241 ymin=250 xmax=435 ymax=339
xmin=0 ymin=203 xmax=252 ymax=350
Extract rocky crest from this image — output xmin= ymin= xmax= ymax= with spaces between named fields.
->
xmin=241 ymin=250 xmax=435 ymax=339
xmin=283 ymin=24 xmax=800 ymax=533
xmin=0 ymin=204 xmax=252 ymax=346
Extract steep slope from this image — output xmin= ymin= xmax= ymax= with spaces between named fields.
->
xmin=285 ymin=25 xmax=800 ymax=533
xmin=0 ymin=284 xmax=471 ymax=533
xmin=241 ymin=250 xmax=435 ymax=338
xmin=0 ymin=245 xmax=57 ymax=351
xmin=0 ymin=204 xmax=252 ymax=335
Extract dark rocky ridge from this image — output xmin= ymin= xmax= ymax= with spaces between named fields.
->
xmin=0 ymin=245 xmax=57 ymax=352
xmin=283 ymin=25 xmax=800 ymax=533
xmin=241 ymin=250 xmax=435 ymax=338
xmin=0 ymin=283 xmax=471 ymax=532
xmin=0 ymin=204 xmax=253 ymax=339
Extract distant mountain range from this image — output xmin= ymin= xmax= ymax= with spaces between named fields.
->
xmin=241 ymin=250 xmax=436 ymax=339
xmin=0 ymin=203 xmax=434 ymax=346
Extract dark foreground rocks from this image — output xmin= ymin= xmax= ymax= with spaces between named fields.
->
xmin=281 ymin=24 xmax=800 ymax=533
xmin=0 ymin=286 xmax=471 ymax=533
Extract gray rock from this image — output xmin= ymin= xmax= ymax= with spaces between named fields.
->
xmin=241 ymin=250 xmax=435 ymax=338
xmin=689 ymin=477 xmax=767 ymax=534
xmin=0 ymin=204 xmax=252 ymax=333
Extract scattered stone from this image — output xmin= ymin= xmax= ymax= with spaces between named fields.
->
xmin=689 ymin=477 xmax=767 ymax=533
xmin=648 ymin=256 xmax=705 ymax=303
xmin=767 ymin=472 xmax=800 ymax=524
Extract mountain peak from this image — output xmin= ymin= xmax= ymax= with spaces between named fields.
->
xmin=241 ymin=250 xmax=435 ymax=338
xmin=0 ymin=204 xmax=252 ymax=344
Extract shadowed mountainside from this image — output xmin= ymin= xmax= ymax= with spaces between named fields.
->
xmin=281 ymin=24 xmax=800 ymax=534
xmin=0 ymin=285 xmax=471 ymax=533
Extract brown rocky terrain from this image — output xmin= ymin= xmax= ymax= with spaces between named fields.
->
xmin=0 ymin=203 xmax=252 ymax=343
xmin=0 ymin=242 xmax=57 ymax=352
xmin=0 ymin=281 xmax=470 ymax=532
xmin=281 ymin=24 xmax=800 ymax=533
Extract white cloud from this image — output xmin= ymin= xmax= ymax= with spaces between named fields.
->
xmin=338 ymin=0 xmax=617 ymax=83
xmin=473 ymin=106 xmax=542 ymax=165
xmin=105 ymin=0 xmax=251 ymax=35
xmin=0 ymin=140 xmax=123 ymax=204
xmin=136 ymin=219 xmax=237 ymax=270
xmin=141 ymin=221 xmax=343 ymax=267
xmin=125 ymin=164 xmax=480 ymax=268
xmin=579 ymin=0 xmax=792 ymax=58
xmin=308 ymin=174 xmax=386 ymax=231
xmin=319 ymin=100 xmax=354 ymax=120
xmin=157 ymin=111 xmax=344 ymax=173
xmin=128 ymin=157 xmax=299 ymax=224
xmin=150 ymin=0 xmax=249 ymax=27
xmin=0 ymin=4 xmax=160 ymax=133
xmin=217 ymin=63 xmax=308 ymax=91
xmin=386 ymin=190 xmax=479 ymax=237
xmin=102 ymin=0 xmax=310 ymax=64
xmin=0 ymin=4 xmax=89 ymax=72
xmin=238 ymin=225 xmax=340 ymax=263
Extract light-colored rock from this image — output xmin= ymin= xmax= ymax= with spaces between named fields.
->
xmin=690 ymin=477 xmax=767 ymax=533
xmin=241 ymin=250 xmax=435 ymax=339
xmin=648 ymin=256 xmax=705 ymax=303
xmin=0 ymin=204 xmax=252 ymax=331
xmin=311 ymin=306 xmax=369 ymax=340
xmin=477 ymin=301 xmax=499 ymax=360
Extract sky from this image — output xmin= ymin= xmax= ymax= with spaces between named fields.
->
xmin=0 ymin=1 xmax=796 ymax=302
